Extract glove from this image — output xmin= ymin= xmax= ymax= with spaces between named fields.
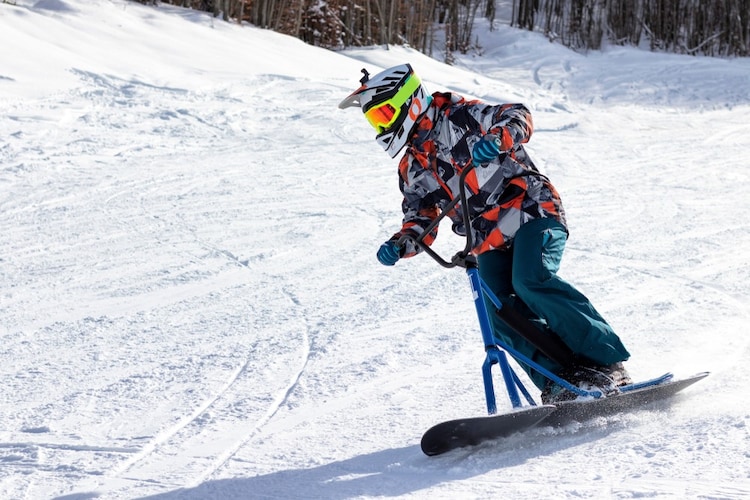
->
xmin=377 ymin=240 xmax=403 ymax=266
xmin=472 ymin=134 xmax=502 ymax=165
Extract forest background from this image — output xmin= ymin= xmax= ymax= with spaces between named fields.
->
xmin=147 ymin=0 xmax=750 ymax=59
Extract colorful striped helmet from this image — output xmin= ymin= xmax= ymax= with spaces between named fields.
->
xmin=339 ymin=63 xmax=432 ymax=158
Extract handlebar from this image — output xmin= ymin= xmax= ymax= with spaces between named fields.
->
xmin=396 ymin=163 xmax=479 ymax=269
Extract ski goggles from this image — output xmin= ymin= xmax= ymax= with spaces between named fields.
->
xmin=363 ymin=74 xmax=421 ymax=133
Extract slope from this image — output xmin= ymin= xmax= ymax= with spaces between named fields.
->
xmin=0 ymin=1 xmax=749 ymax=499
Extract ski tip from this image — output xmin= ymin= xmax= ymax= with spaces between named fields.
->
xmin=420 ymin=405 xmax=556 ymax=456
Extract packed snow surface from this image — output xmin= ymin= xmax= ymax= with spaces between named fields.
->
xmin=1 ymin=1 xmax=749 ymax=498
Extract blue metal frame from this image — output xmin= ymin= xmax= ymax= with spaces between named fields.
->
xmin=467 ymin=266 xmax=603 ymax=413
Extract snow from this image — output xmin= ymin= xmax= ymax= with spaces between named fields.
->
xmin=1 ymin=0 xmax=749 ymax=498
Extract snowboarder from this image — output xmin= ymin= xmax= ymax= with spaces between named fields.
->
xmin=339 ymin=63 xmax=632 ymax=403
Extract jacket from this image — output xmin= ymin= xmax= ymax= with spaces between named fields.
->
xmin=393 ymin=92 xmax=567 ymax=257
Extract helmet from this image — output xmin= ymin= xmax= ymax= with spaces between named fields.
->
xmin=339 ymin=63 xmax=432 ymax=158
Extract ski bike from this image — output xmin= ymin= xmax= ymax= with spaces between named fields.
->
xmin=395 ymin=162 xmax=708 ymax=456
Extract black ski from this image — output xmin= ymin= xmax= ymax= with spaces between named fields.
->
xmin=543 ymin=371 xmax=709 ymax=427
xmin=420 ymin=405 xmax=556 ymax=456
xmin=421 ymin=372 xmax=708 ymax=456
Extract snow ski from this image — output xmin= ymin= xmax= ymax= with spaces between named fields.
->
xmin=421 ymin=371 xmax=709 ymax=456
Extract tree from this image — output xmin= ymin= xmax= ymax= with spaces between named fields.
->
xmin=511 ymin=0 xmax=750 ymax=56
xmin=149 ymin=0 xmax=749 ymax=57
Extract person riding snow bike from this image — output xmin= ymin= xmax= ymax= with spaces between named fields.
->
xmin=339 ymin=63 xmax=632 ymax=403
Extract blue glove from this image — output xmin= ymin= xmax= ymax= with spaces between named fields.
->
xmin=472 ymin=134 xmax=502 ymax=165
xmin=377 ymin=240 xmax=403 ymax=266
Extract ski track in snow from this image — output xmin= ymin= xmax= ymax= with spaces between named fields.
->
xmin=94 ymin=315 xmax=311 ymax=496
xmin=2 ymin=1 xmax=750 ymax=499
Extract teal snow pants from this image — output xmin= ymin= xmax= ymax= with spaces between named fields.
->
xmin=476 ymin=217 xmax=630 ymax=390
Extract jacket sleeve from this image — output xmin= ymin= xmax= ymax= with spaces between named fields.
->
xmin=390 ymin=152 xmax=442 ymax=258
xmin=484 ymin=103 xmax=534 ymax=151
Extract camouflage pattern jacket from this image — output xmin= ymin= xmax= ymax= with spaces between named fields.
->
xmin=393 ymin=92 xmax=567 ymax=257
